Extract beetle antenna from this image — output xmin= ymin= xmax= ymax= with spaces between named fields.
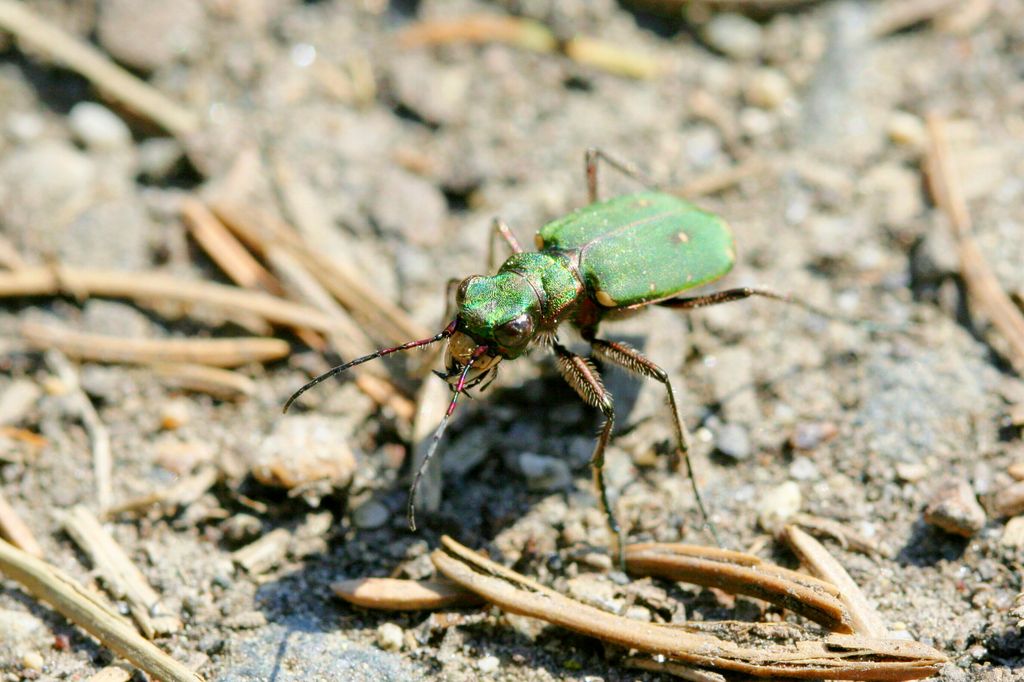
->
xmin=407 ymin=345 xmax=488 ymax=531
xmin=283 ymin=320 xmax=458 ymax=413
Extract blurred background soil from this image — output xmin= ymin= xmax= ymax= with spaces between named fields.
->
xmin=1 ymin=0 xmax=1024 ymax=680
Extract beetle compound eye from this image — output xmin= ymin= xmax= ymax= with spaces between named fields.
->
xmin=494 ymin=314 xmax=533 ymax=347
xmin=456 ymin=277 xmax=477 ymax=306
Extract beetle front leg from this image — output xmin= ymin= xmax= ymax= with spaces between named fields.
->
xmin=488 ymin=217 xmax=523 ymax=271
xmin=552 ymin=342 xmax=623 ymax=567
xmin=589 ymin=337 xmax=722 ymax=548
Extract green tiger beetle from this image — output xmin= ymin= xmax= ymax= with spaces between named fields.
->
xmin=285 ymin=149 xmax=866 ymax=563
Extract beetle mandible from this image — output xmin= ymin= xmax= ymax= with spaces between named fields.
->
xmin=285 ymin=149 xmax=842 ymax=558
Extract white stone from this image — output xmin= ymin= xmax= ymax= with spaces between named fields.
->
xmin=376 ymin=622 xmax=404 ymax=651
xmin=704 ymin=13 xmax=763 ymax=60
xmin=757 ymin=481 xmax=802 ymax=533
xmin=69 ymin=102 xmax=131 ymax=150
xmin=477 ymin=655 xmax=500 ymax=673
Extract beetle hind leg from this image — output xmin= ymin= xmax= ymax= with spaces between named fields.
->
xmin=552 ymin=342 xmax=624 ymax=567
xmin=584 ymin=147 xmax=658 ymax=203
xmin=589 ymin=337 xmax=722 ymax=548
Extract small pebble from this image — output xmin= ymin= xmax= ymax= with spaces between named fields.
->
xmin=624 ymin=605 xmax=652 ymax=622
xmin=789 ymin=422 xmax=838 ymax=450
xmin=923 ymin=478 xmax=986 ymax=537
xmin=253 ymin=416 xmax=357 ymax=491
xmin=0 ymin=379 xmax=42 ymax=427
xmin=6 ymin=112 xmax=44 ymax=142
xmin=758 ymin=481 xmax=802 ymax=533
xmin=477 ymin=655 xmax=500 ymax=673
xmin=1000 ymin=516 xmax=1024 ymax=548
xmin=517 ymin=452 xmax=572 ymax=491
xmin=1007 ymin=462 xmax=1024 ymax=481
xmin=994 ymin=480 xmax=1024 ymax=517
xmin=69 ymin=102 xmax=132 ymax=151
xmin=745 ymin=69 xmax=792 ymax=110
xmin=160 ymin=398 xmax=191 ymax=430
xmin=704 ymin=13 xmax=763 ymax=60
xmin=713 ymin=422 xmax=751 ymax=460
xmin=895 ymin=461 xmax=929 ymax=483
xmin=376 ymin=622 xmax=404 ymax=652
xmin=739 ymin=107 xmax=777 ymax=138
xmin=21 ymin=650 xmax=44 ymax=671
xmin=221 ymin=513 xmax=263 ymax=543
xmin=887 ymin=111 xmax=927 ymax=149
xmin=351 ymin=500 xmax=390 ymax=530
xmin=138 ymin=138 xmax=184 ymax=179
xmin=97 ymin=0 xmax=203 ymax=72
xmin=788 ymin=456 xmax=819 ymax=481
xmin=860 ymin=163 xmax=925 ymax=226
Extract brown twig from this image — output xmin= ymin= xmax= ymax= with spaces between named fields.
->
xmin=0 ymin=538 xmax=204 ymax=682
xmin=61 ymin=505 xmax=182 ymax=638
xmin=182 ymin=196 xmax=327 ymax=352
xmin=180 ymin=199 xmax=282 ymax=294
xmin=432 ymin=536 xmax=945 ymax=680
xmin=332 ymin=577 xmax=484 ymax=611
xmin=23 ymin=322 xmax=289 ymax=368
xmin=214 ymin=171 xmax=431 ymax=345
xmin=0 ymin=266 xmax=357 ymax=336
xmin=793 ymin=513 xmax=885 ymax=557
xmin=262 ymin=245 xmax=376 ymax=365
xmin=924 ymin=114 xmax=1024 ymax=374
xmin=624 ymin=542 xmax=853 ymax=632
xmin=0 ymin=490 xmax=44 ymax=558
xmin=46 ymin=350 xmax=113 ymax=510
xmin=395 ymin=15 xmax=662 ymax=79
xmin=871 ymin=0 xmax=959 ymax=37
xmin=782 ymin=525 xmax=889 ymax=638
xmin=150 ymin=363 xmax=257 ymax=400
xmin=396 ymin=15 xmax=556 ymax=51
xmin=0 ymin=426 xmax=47 ymax=450
xmin=0 ymin=0 xmax=199 ymax=138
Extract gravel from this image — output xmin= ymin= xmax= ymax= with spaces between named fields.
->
xmin=2 ymin=1 xmax=1023 ymax=680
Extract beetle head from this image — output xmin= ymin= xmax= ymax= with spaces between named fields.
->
xmin=453 ymin=274 xmax=540 ymax=359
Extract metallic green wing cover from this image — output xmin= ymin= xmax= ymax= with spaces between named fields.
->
xmin=536 ymin=192 xmax=735 ymax=307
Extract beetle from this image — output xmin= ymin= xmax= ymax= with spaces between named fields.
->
xmin=285 ymin=149 xmax=844 ymax=558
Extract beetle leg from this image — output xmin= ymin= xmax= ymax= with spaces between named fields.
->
xmin=552 ymin=342 xmax=624 ymax=567
xmin=585 ymin=147 xmax=657 ymax=203
xmin=656 ymin=286 xmax=897 ymax=331
xmin=589 ymin=337 xmax=722 ymax=548
xmin=488 ymin=217 xmax=523 ymax=271
xmin=657 ymin=286 xmax=792 ymax=311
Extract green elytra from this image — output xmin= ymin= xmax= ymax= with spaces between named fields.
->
xmin=285 ymin=149 xmax=849 ymax=565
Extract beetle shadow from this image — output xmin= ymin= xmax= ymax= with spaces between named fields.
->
xmin=894 ymin=519 xmax=970 ymax=567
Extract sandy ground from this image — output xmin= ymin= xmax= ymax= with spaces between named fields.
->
xmin=1 ymin=1 xmax=1024 ymax=680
